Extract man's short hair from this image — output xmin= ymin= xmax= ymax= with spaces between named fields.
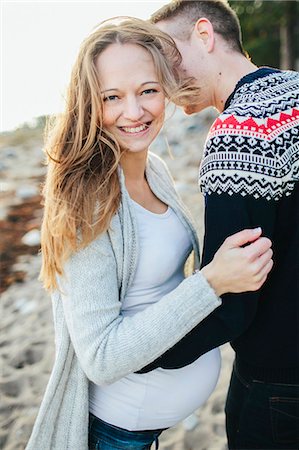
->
xmin=151 ymin=0 xmax=245 ymax=55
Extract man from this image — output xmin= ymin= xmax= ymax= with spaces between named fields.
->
xmin=138 ymin=1 xmax=299 ymax=448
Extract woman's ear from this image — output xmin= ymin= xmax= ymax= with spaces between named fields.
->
xmin=194 ymin=18 xmax=215 ymax=53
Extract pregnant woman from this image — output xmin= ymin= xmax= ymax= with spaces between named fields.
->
xmin=26 ymin=17 xmax=273 ymax=450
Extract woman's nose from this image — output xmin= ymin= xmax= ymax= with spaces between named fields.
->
xmin=123 ymin=97 xmax=144 ymax=121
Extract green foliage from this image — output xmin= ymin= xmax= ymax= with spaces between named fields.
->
xmin=230 ymin=0 xmax=299 ymax=69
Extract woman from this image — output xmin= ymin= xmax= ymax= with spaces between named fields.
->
xmin=26 ymin=18 xmax=273 ymax=450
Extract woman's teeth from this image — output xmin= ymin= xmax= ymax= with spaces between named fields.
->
xmin=121 ymin=124 xmax=148 ymax=133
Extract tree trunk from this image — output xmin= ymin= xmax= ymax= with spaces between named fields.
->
xmin=279 ymin=1 xmax=297 ymax=70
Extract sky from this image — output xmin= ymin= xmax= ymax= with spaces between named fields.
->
xmin=1 ymin=0 xmax=168 ymax=132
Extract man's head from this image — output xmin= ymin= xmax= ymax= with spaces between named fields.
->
xmin=151 ymin=0 xmax=247 ymax=113
xmin=151 ymin=0 xmax=244 ymax=55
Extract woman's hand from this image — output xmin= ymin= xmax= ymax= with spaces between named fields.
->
xmin=201 ymin=228 xmax=273 ymax=297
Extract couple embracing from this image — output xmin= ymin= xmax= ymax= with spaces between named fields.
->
xmin=26 ymin=1 xmax=299 ymax=449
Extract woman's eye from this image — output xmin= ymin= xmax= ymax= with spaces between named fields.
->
xmin=141 ymin=89 xmax=158 ymax=95
xmin=103 ymin=95 xmax=118 ymax=102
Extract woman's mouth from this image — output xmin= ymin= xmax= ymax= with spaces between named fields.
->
xmin=119 ymin=122 xmax=152 ymax=134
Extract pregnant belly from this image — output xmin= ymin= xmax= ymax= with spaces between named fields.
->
xmin=89 ymin=348 xmax=221 ymax=430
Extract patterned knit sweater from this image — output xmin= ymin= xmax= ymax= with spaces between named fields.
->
xmin=140 ymin=69 xmax=299 ymax=383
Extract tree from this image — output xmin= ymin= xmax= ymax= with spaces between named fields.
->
xmin=230 ymin=0 xmax=299 ymax=70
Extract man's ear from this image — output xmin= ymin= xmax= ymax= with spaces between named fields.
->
xmin=194 ymin=18 xmax=215 ymax=52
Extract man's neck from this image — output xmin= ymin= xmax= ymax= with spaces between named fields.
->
xmin=213 ymin=55 xmax=258 ymax=112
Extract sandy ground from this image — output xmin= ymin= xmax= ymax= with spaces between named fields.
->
xmin=0 ymin=108 xmax=235 ymax=450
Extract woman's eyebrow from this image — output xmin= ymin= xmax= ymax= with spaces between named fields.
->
xmin=101 ymin=88 xmax=120 ymax=93
xmin=141 ymin=81 xmax=160 ymax=86
xmin=101 ymin=81 xmax=160 ymax=93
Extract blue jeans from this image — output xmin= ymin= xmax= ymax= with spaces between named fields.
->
xmin=225 ymin=363 xmax=299 ymax=449
xmin=88 ymin=413 xmax=165 ymax=449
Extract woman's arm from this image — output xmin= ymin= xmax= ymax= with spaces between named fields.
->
xmin=60 ymin=218 xmax=272 ymax=383
xmin=60 ymin=231 xmax=221 ymax=386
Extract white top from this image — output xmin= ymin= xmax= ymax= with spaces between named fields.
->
xmin=121 ymin=200 xmax=191 ymax=315
xmin=89 ymin=200 xmax=221 ymax=430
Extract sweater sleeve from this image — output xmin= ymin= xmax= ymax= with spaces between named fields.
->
xmin=138 ymin=73 xmax=299 ymax=372
xmin=138 ymin=111 xmax=286 ymax=372
xmin=138 ymin=191 xmax=277 ymax=372
xmin=59 ymin=231 xmax=221 ymax=385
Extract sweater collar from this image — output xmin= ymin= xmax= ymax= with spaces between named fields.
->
xmin=224 ymin=67 xmax=281 ymax=111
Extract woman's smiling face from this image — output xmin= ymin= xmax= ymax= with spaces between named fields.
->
xmin=95 ymin=43 xmax=165 ymax=154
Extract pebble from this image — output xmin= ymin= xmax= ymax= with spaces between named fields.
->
xmin=0 ymin=161 xmax=8 ymax=172
xmin=14 ymin=298 xmax=37 ymax=315
xmin=4 ymin=147 xmax=17 ymax=158
xmin=0 ymin=181 xmax=14 ymax=193
xmin=16 ymin=185 xmax=39 ymax=200
xmin=21 ymin=229 xmax=41 ymax=246
xmin=182 ymin=414 xmax=200 ymax=431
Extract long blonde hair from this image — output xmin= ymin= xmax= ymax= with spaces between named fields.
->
xmin=40 ymin=17 xmax=198 ymax=290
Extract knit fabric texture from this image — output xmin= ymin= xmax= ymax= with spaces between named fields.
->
xmin=200 ymin=70 xmax=299 ymax=200
xmin=135 ymin=70 xmax=299 ymax=383
xmin=25 ymin=153 xmax=221 ymax=450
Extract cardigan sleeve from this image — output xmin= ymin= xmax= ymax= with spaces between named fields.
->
xmin=59 ymin=231 xmax=221 ymax=385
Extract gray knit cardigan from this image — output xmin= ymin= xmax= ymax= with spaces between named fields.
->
xmin=26 ymin=152 xmax=221 ymax=450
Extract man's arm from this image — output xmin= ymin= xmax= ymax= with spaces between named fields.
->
xmin=137 ymin=192 xmax=276 ymax=372
xmin=138 ymin=73 xmax=298 ymax=372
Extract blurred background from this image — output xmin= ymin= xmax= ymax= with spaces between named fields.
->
xmin=1 ymin=1 xmax=299 ymax=449
xmin=233 ymin=0 xmax=299 ymax=70
xmin=1 ymin=0 xmax=299 ymax=134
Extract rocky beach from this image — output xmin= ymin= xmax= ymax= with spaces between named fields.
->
xmin=0 ymin=108 xmax=235 ymax=450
